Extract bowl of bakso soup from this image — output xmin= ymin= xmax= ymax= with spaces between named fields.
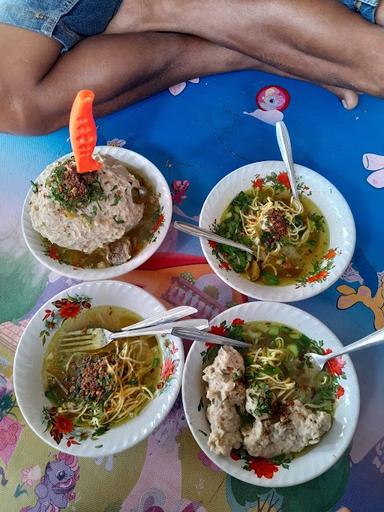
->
xmin=13 ymin=281 xmax=184 ymax=457
xmin=200 ymin=161 xmax=355 ymax=301
xmin=22 ymin=146 xmax=172 ymax=280
xmin=182 ymin=301 xmax=359 ymax=487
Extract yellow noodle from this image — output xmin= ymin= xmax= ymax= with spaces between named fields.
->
xmin=47 ymin=336 xmax=159 ymax=429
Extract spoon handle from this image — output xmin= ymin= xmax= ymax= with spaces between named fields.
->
xmin=325 ymin=327 xmax=384 ymax=361
xmin=174 ymin=221 xmax=254 ymax=256
xmin=110 ymin=319 xmax=209 ymax=340
xmin=275 ymin=121 xmax=299 ymax=201
xmin=122 ymin=306 xmax=197 ymax=331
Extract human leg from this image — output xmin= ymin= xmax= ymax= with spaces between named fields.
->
xmin=0 ymin=18 xmax=360 ymax=136
xmin=0 ymin=24 xmax=256 ymax=135
xmin=110 ymin=0 xmax=384 ymax=98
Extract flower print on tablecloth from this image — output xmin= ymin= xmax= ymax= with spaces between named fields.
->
xmin=172 ymin=180 xmax=190 ymax=206
xmin=14 ymin=465 xmax=41 ymax=498
xmin=21 ymin=452 xmax=80 ymax=512
xmin=0 ymin=372 xmax=16 ymax=421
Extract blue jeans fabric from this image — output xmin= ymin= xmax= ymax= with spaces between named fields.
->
xmin=0 ymin=0 xmax=123 ymax=51
xmin=0 ymin=0 xmax=380 ymax=53
xmin=340 ymin=0 xmax=379 ymax=23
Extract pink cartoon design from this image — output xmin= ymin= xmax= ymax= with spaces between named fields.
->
xmin=169 ymin=78 xmax=200 ymax=96
xmin=22 ymin=452 xmax=80 ymax=512
xmin=0 ymin=372 xmax=22 ymax=465
xmin=15 ymin=465 xmax=42 ymax=498
xmin=244 ymin=85 xmax=290 ymax=125
xmin=121 ymin=399 xmax=205 ymax=512
xmin=0 ymin=419 xmax=22 ymax=466
xmin=172 ymin=180 xmax=190 ymax=205
xmin=362 ymin=153 xmax=384 ymax=188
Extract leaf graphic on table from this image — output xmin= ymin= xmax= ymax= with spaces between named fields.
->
xmin=362 ymin=153 xmax=384 ymax=171
xmin=169 ymin=83 xmax=187 ymax=96
xmin=367 ymin=169 xmax=384 ymax=189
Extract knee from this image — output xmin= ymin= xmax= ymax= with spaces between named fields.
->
xmin=0 ymin=89 xmax=58 ymax=135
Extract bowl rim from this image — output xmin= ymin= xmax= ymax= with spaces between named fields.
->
xmin=182 ymin=301 xmax=360 ymax=487
xmin=199 ymin=160 xmax=356 ymax=302
xmin=21 ymin=145 xmax=172 ymax=280
xmin=13 ymin=280 xmax=184 ymax=457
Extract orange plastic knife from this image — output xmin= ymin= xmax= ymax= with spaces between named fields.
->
xmin=69 ymin=90 xmax=102 ymax=174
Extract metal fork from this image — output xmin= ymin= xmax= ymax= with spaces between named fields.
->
xmin=306 ymin=327 xmax=384 ymax=371
xmin=57 ymin=319 xmax=209 ymax=353
xmin=56 ymin=305 xmax=195 ymax=346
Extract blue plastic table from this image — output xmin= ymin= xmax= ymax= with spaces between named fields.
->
xmin=1 ymin=70 xmax=383 ymax=511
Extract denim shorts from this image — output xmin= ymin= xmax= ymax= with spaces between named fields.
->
xmin=0 ymin=0 xmax=123 ymax=52
xmin=340 ymin=0 xmax=379 ymax=23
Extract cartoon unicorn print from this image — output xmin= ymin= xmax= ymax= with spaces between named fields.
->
xmin=244 ymin=85 xmax=290 ymax=125
xmin=22 ymin=452 xmax=80 ymax=512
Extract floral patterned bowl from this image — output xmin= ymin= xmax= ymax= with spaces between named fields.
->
xmin=182 ymin=301 xmax=360 ymax=487
xmin=21 ymin=146 xmax=172 ymax=280
xmin=200 ymin=160 xmax=356 ymax=302
xmin=13 ymin=281 xmax=184 ymax=457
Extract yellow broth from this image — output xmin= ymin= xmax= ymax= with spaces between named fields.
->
xmin=43 ymin=306 xmax=162 ymax=428
xmin=217 ymin=188 xmax=329 ymax=286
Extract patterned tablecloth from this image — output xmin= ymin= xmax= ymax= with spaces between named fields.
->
xmin=1 ymin=70 xmax=383 ymax=512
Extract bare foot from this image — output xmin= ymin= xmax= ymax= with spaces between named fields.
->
xmin=322 ymin=85 xmax=359 ymax=109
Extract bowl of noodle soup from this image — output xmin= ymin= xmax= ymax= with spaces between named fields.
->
xmin=200 ymin=160 xmax=355 ymax=301
xmin=13 ymin=281 xmax=184 ymax=457
xmin=182 ymin=301 xmax=360 ymax=487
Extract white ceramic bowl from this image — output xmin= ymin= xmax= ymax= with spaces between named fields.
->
xmin=182 ymin=301 xmax=359 ymax=487
xmin=14 ymin=281 xmax=184 ymax=457
xmin=22 ymin=146 xmax=172 ymax=280
xmin=200 ymin=161 xmax=356 ymax=301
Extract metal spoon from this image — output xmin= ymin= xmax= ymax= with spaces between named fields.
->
xmin=275 ymin=121 xmax=300 ymax=204
xmin=174 ymin=220 xmax=256 ymax=256
xmin=306 ymin=327 xmax=384 ymax=371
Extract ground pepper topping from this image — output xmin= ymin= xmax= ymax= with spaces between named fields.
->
xmin=47 ymin=157 xmax=105 ymax=211
xmin=66 ymin=354 xmax=116 ymax=403
xmin=267 ymin=209 xmax=288 ymax=241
